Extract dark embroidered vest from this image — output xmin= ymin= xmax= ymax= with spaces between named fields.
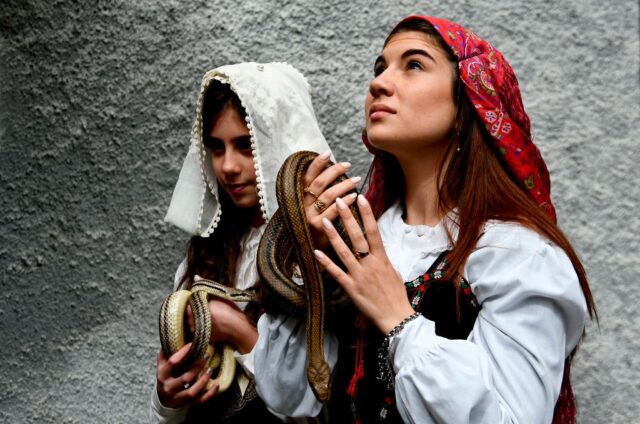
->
xmin=328 ymin=251 xmax=575 ymax=423
xmin=185 ymin=372 xmax=282 ymax=423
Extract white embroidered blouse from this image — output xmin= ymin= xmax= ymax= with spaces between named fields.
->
xmin=253 ymin=202 xmax=588 ymax=424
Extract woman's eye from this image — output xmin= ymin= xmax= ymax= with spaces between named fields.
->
xmin=373 ymin=64 xmax=385 ymax=77
xmin=407 ymin=60 xmax=423 ymax=71
xmin=204 ymin=138 xmax=224 ymax=152
xmin=237 ymin=137 xmax=252 ymax=151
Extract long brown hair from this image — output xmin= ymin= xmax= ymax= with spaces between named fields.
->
xmin=369 ymin=18 xmax=596 ymax=320
xmin=179 ymin=82 xmax=253 ymax=289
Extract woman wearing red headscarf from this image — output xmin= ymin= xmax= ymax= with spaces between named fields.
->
xmin=254 ymin=16 xmax=596 ymax=423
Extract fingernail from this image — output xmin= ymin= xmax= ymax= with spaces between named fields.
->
xmin=357 ymin=194 xmax=368 ymax=206
xmin=314 ymin=249 xmax=327 ymax=260
xmin=351 ymin=176 xmax=361 ymax=184
xmin=206 ymin=367 xmax=213 ymax=375
xmin=319 ymin=150 xmax=331 ymax=160
xmin=322 ymin=217 xmax=333 ymax=229
xmin=336 ymin=197 xmax=347 ymax=210
xmin=349 ymin=192 xmax=357 ymax=199
xmin=340 ymin=162 xmax=352 ymax=168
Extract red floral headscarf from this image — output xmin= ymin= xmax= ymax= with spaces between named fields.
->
xmin=364 ymin=15 xmax=557 ymax=222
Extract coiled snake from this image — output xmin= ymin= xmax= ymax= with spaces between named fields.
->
xmin=159 ymin=151 xmax=361 ymax=401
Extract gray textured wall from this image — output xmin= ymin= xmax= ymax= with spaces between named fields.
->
xmin=1 ymin=1 xmax=638 ymax=423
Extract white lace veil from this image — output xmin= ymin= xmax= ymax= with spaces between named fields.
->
xmin=165 ymin=62 xmax=332 ymax=237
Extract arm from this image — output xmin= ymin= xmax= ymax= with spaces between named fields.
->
xmin=253 ymin=312 xmax=339 ymax=417
xmin=315 ymin=197 xmax=588 ymax=423
xmin=391 ymin=227 xmax=587 ymax=423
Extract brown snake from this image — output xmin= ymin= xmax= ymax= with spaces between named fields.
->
xmin=258 ymin=150 xmax=363 ymax=402
xmin=159 ymin=150 xmax=361 ymax=402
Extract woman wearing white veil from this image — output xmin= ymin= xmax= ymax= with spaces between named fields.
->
xmin=150 ymin=62 xmax=354 ymax=423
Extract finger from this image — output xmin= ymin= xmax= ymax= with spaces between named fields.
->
xmin=318 ymin=177 xmax=361 ymax=208
xmin=158 ymin=343 xmax=192 ymax=380
xmin=357 ymin=195 xmax=387 ymax=257
xmin=166 ymin=342 xmax=193 ymax=369
xmin=302 ymin=150 xmax=332 ymax=189
xmin=181 ymin=365 xmax=213 ymax=399
xmin=170 ymin=366 xmax=202 ymax=392
xmin=157 ymin=349 xmax=167 ymax=366
xmin=335 ymin=196 xmax=369 ymax=253
xmin=304 ymin=162 xmax=352 ymax=207
xmin=193 ymin=382 xmax=219 ymax=405
xmin=313 ymin=249 xmax=352 ymax=289
xmin=317 ymin=192 xmax=357 ymax=222
xmin=321 ymin=217 xmax=360 ymax=271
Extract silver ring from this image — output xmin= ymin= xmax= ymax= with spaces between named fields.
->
xmin=183 ymin=383 xmax=190 ymax=390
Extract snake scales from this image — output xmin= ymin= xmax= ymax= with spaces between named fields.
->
xmin=159 ymin=151 xmax=362 ymax=402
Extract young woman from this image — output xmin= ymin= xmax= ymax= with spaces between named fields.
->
xmin=254 ymin=16 xmax=596 ymax=423
xmin=150 ymin=62 xmax=354 ymax=423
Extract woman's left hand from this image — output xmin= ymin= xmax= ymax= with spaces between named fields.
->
xmin=313 ymin=194 xmax=415 ymax=334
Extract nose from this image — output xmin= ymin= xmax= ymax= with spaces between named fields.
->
xmin=369 ymin=70 xmax=393 ymax=98
xmin=221 ymin=150 xmax=241 ymax=175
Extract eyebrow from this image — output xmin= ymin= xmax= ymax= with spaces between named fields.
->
xmin=401 ymin=48 xmax=437 ymax=63
xmin=205 ymin=135 xmax=252 ymax=144
xmin=375 ymin=48 xmax=437 ymax=67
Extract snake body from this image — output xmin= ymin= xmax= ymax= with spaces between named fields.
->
xmin=258 ymin=151 xmax=362 ymax=402
xmin=159 ymin=150 xmax=360 ymax=402
xmin=159 ymin=280 xmax=255 ymax=393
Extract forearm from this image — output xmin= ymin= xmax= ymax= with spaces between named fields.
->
xmin=231 ymin=319 xmax=258 ymax=354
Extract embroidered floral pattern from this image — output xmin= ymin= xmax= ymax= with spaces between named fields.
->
xmin=404 ymin=255 xmax=478 ymax=309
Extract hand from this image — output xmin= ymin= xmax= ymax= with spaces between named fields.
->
xmin=302 ymin=150 xmax=361 ymax=249
xmin=313 ymin=194 xmax=415 ymax=334
xmin=156 ymin=343 xmax=218 ymax=408
xmin=207 ymin=299 xmax=258 ymax=354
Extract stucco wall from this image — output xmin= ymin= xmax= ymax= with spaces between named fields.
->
xmin=1 ymin=1 xmax=638 ymax=422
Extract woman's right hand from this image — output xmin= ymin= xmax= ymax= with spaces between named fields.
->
xmin=302 ymin=150 xmax=361 ymax=249
xmin=156 ymin=343 xmax=218 ymax=408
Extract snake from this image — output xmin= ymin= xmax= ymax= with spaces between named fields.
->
xmin=159 ymin=280 xmax=256 ymax=393
xmin=159 ymin=150 xmax=361 ymax=402
xmin=257 ymin=150 xmax=363 ymax=402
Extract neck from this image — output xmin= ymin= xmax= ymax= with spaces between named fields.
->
xmin=395 ymin=145 xmax=451 ymax=227
xmin=249 ymin=207 xmax=265 ymax=228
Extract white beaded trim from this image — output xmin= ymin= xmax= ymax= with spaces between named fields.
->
xmin=195 ymin=70 xmax=268 ymax=237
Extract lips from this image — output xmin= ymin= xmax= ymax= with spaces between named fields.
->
xmin=226 ymin=183 xmax=250 ymax=194
xmin=369 ymin=103 xmax=395 ymax=120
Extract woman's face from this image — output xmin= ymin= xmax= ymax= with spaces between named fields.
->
xmin=365 ymin=31 xmax=457 ymax=157
xmin=204 ymin=106 xmax=260 ymax=210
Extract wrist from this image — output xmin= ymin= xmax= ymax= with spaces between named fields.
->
xmin=378 ymin=305 xmax=416 ymax=335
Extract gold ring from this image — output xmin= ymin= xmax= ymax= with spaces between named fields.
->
xmin=303 ymin=187 xmax=319 ymax=199
xmin=313 ymin=199 xmax=326 ymax=212
xmin=353 ymin=250 xmax=370 ymax=260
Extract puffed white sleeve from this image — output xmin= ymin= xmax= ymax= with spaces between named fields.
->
xmin=254 ymin=312 xmax=339 ymax=417
xmin=390 ymin=225 xmax=588 ymax=424
xmin=149 ymin=382 xmax=188 ymax=424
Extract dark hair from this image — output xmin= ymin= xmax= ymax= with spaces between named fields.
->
xmin=179 ymin=82 xmax=253 ymax=291
xmin=370 ymin=18 xmax=596 ymax=321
